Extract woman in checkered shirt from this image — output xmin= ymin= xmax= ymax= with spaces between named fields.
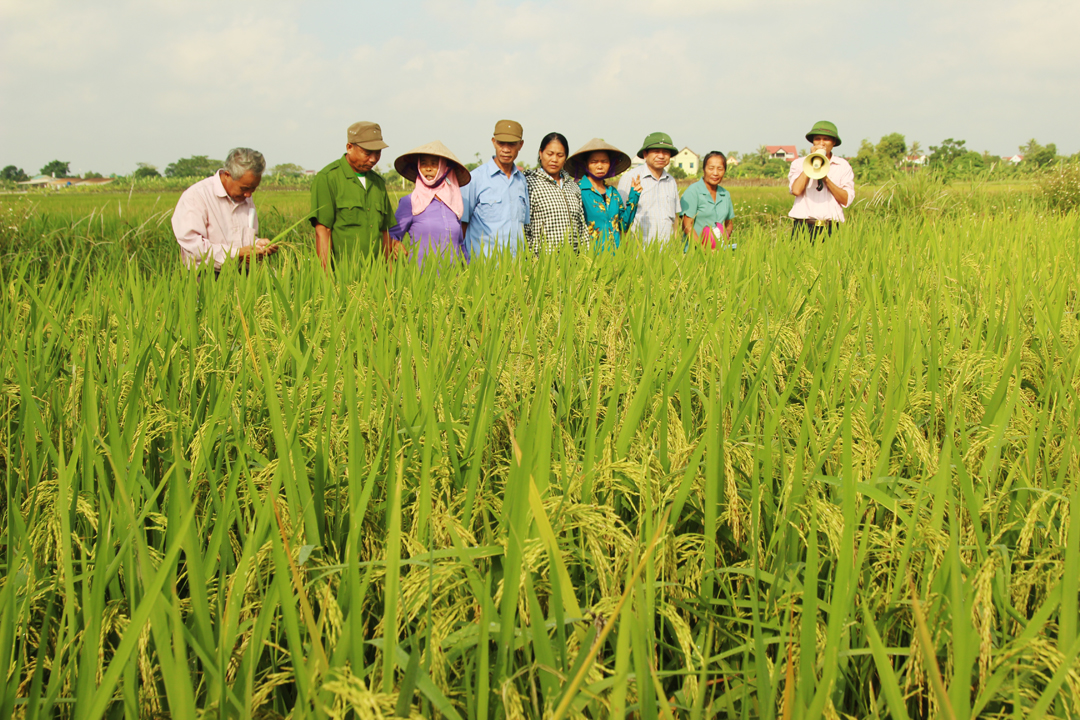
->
xmin=523 ymin=132 xmax=589 ymax=255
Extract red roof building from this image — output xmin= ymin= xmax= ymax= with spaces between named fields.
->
xmin=766 ymin=145 xmax=798 ymax=162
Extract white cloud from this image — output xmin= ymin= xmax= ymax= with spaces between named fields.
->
xmin=0 ymin=0 xmax=1076 ymax=177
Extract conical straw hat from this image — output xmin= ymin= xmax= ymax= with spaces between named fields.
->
xmin=393 ymin=141 xmax=471 ymax=186
xmin=567 ymin=138 xmax=632 ymax=180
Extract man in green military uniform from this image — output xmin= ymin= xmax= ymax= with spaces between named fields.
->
xmin=310 ymin=121 xmax=402 ymax=268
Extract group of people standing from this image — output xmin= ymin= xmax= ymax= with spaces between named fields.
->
xmin=171 ymin=119 xmax=855 ymax=272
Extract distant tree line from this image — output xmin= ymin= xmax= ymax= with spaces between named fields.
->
xmin=2 ymin=160 xmax=72 ymax=181
xmin=0 ymin=156 xmax=320 ymax=186
xmin=131 ymin=157 xmax=315 ymax=180
xmin=5 ymin=142 xmax=1077 ymax=189
xmin=844 ymin=135 xmax=1072 ymax=183
xmin=696 ymin=135 xmax=1077 ymax=183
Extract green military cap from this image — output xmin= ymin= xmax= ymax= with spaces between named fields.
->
xmin=636 ymin=131 xmax=677 ymax=159
xmin=805 ymin=120 xmax=842 ymax=147
xmin=347 ymin=121 xmax=388 ymax=150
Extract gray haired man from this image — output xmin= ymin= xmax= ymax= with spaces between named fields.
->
xmin=172 ymin=147 xmax=278 ymax=273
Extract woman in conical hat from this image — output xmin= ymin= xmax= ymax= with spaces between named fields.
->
xmin=567 ymin=138 xmax=641 ymax=251
xmin=389 ymin=141 xmax=471 ymax=267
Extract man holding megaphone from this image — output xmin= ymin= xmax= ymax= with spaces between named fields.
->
xmin=787 ymin=121 xmax=855 ymax=240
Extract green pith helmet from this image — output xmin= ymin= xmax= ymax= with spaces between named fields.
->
xmin=805 ymin=120 xmax=842 ymax=147
xmin=636 ymin=131 xmax=678 ymax=159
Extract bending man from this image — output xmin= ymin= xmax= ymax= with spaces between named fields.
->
xmin=172 ymin=147 xmax=276 ymax=275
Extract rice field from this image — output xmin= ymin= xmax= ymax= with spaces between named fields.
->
xmin=0 ymin=182 xmax=1078 ymax=719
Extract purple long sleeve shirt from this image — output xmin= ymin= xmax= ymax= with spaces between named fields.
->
xmin=389 ymin=195 xmax=465 ymax=268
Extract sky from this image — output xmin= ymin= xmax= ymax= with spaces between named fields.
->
xmin=2 ymin=0 xmax=1078 ymax=177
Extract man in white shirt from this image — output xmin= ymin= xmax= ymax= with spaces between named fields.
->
xmin=171 ymin=147 xmax=276 ymax=274
xmin=618 ymin=132 xmax=681 ymax=243
xmin=788 ymin=120 xmax=855 ymax=241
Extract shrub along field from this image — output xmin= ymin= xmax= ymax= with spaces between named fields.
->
xmin=0 ymin=180 xmax=1078 ymax=719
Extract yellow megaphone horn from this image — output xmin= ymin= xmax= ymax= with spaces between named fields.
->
xmin=803 ymin=150 xmax=831 ymax=180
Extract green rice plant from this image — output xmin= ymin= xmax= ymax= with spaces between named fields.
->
xmin=0 ymin=188 xmax=1078 ymax=718
xmin=1037 ymin=161 xmax=1080 ymax=214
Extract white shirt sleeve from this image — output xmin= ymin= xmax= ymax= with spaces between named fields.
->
xmin=172 ymin=189 xmax=232 ymax=267
xmin=617 ymin=168 xmax=635 ymax=204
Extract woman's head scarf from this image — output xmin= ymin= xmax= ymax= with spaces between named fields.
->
xmin=411 ymin=158 xmax=463 ymax=219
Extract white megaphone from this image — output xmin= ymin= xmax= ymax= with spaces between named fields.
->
xmin=803 ymin=150 xmax=831 ymax=180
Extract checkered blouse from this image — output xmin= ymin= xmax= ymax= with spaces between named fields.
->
xmin=523 ymin=168 xmax=589 ymax=254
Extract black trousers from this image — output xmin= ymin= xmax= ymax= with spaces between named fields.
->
xmin=211 ymin=262 xmax=249 ymax=280
xmin=790 ymin=219 xmax=835 ymax=242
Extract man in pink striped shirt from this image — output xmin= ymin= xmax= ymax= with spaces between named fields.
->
xmin=788 ymin=121 xmax=855 ymax=240
xmin=171 ymin=147 xmax=277 ymax=273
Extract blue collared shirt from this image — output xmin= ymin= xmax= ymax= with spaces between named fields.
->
xmin=461 ymin=158 xmax=530 ymax=259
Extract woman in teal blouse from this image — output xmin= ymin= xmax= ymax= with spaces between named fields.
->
xmin=680 ymin=151 xmax=734 ymax=248
xmin=567 ymin=138 xmax=640 ymax=250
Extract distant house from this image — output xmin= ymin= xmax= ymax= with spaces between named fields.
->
xmin=903 ymin=154 xmax=928 ymax=166
xmin=672 ymin=147 xmax=700 ymax=174
xmin=766 ymin=145 xmax=798 ymax=162
xmin=1006 ymin=154 xmax=1023 ymax=164
xmin=17 ymin=175 xmax=55 ymax=186
xmin=16 ymin=175 xmax=113 ymax=188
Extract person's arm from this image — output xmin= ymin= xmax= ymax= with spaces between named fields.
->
xmin=247 ymin=207 xmax=277 ymax=259
xmin=383 ymin=229 xmax=403 ymax=260
xmin=523 ymin=206 xmax=536 ymax=253
xmin=521 ymin=181 xmax=531 ymax=228
xmin=681 ymin=214 xmax=697 ymax=241
xmin=315 ymin=224 xmax=332 ymax=270
xmin=619 ymin=182 xmax=641 ymax=230
xmin=380 ymin=189 xmax=404 ymax=260
xmin=671 ymin=181 xmax=683 ymax=236
xmin=172 ymin=191 xmax=238 ymax=267
xmin=522 ymin=180 xmax=539 ymax=254
xmin=789 ymin=157 xmax=810 ymax=197
xmin=679 ymin=188 xmax=697 ymax=241
xmin=832 ymin=162 xmax=855 ymax=208
xmin=389 ymin=195 xmax=411 ymax=243
xmin=388 ymin=193 xmax=412 ymax=259
xmin=617 ymin=170 xmax=634 ymax=204
xmin=460 ymin=175 xmax=475 ymax=243
xmin=822 ymin=176 xmax=848 ymax=207
xmin=574 ymin=194 xmax=589 ymax=249
xmin=310 ymin=173 xmax=336 ymax=270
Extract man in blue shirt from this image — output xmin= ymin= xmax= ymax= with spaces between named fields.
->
xmin=461 ymin=119 xmax=530 ymax=260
